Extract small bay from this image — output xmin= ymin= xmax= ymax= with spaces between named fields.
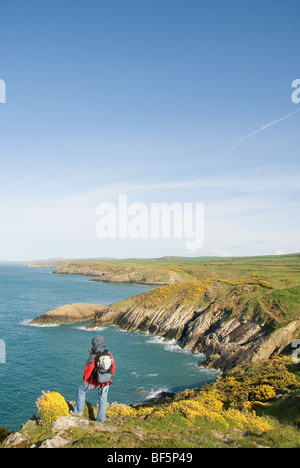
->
xmin=0 ymin=264 xmax=219 ymax=431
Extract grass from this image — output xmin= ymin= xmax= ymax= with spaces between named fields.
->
xmin=54 ymin=253 xmax=300 ymax=289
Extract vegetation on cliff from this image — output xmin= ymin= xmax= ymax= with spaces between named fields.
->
xmin=51 ymin=254 xmax=300 ymax=331
xmin=53 ymin=260 xmax=196 ymax=285
xmin=87 ymin=274 xmax=300 ymax=370
xmin=2 ymin=357 xmax=300 ymax=448
xmin=31 ymin=254 xmax=300 ymax=371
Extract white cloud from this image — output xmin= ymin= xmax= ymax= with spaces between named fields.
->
xmin=210 ymin=249 xmax=232 ymax=257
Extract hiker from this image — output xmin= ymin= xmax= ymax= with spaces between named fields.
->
xmin=72 ymin=335 xmax=115 ymax=423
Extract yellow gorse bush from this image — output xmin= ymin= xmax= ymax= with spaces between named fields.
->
xmin=107 ymin=358 xmax=298 ymax=435
xmin=153 ymin=397 xmax=228 ymax=428
xmin=107 ymin=386 xmax=271 ymax=433
xmin=36 ymin=391 xmax=69 ymax=427
xmin=136 ymin=281 xmax=212 ymax=309
xmin=214 ymin=357 xmax=297 ymax=410
xmin=224 ymin=408 xmax=272 ymax=432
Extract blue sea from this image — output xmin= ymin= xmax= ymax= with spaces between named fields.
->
xmin=0 ymin=264 xmax=219 ymax=432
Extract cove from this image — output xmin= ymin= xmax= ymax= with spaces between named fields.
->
xmin=0 ymin=265 xmax=219 ymax=431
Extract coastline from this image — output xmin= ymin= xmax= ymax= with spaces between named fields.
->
xmin=1 ymin=259 xmax=300 ymax=447
xmin=27 ymin=254 xmax=300 ymax=372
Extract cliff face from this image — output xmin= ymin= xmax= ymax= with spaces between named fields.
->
xmin=30 ymin=266 xmax=300 ymax=371
xmin=87 ymin=280 xmax=300 ymax=371
xmin=53 ymin=261 xmax=196 ymax=285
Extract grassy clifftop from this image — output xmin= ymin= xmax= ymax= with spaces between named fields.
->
xmin=52 ymin=253 xmax=300 ymax=291
xmin=53 ymin=261 xmax=196 ymax=285
xmin=51 ymin=254 xmax=300 ymax=329
xmin=88 ymin=274 xmax=300 ymax=370
xmin=117 ymin=253 xmax=300 ymax=289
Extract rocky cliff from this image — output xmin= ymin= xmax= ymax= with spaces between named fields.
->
xmin=86 ymin=279 xmax=300 ymax=371
xmin=53 ymin=261 xmax=196 ymax=285
xmin=30 ymin=264 xmax=300 ymax=371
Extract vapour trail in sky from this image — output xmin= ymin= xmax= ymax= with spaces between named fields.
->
xmin=216 ymin=108 xmax=300 ymax=163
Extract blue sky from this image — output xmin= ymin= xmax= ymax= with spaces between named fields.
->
xmin=0 ymin=0 xmax=299 ymax=261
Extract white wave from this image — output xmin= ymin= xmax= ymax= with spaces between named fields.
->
xmin=116 ymin=328 xmax=129 ymax=333
xmin=80 ymin=324 xmax=107 ymax=332
xmin=146 ymin=335 xmax=204 ymax=357
xmin=74 ymin=325 xmax=105 ymax=332
xmin=198 ymin=365 xmax=221 ymax=376
xmin=146 ymin=335 xmax=167 ymax=346
xmin=22 ymin=319 xmax=59 ymax=328
xmin=144 ymin=387 xmax=171 ymax=401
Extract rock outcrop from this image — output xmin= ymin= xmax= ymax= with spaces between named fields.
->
xmin=53 ymin=261 xmax=196 ymax=285
xmin=86 ymin=280 xmax=300 ymax=371
xmin=29 ymin=303 xmax=107 ymax=326
xmin=29 ymin=277 xmax=300 ymax=372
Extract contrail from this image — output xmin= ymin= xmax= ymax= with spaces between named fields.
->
xmin=216 ymin=108 xmax=300 ymax=163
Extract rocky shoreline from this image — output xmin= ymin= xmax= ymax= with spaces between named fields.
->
xmin=52 ymin=261 xmax=196 ymax=286
xmin=30 ymin=279 xmax=300 ymax=372
xmin=86 ymin=281 xmax=300 ymax=371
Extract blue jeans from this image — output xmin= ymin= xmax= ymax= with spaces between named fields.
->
xmin=74 ymin=381 xmax=109 ymax=423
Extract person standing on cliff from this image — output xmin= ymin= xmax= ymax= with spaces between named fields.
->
xmin=72 ymin=335 xmax=115 ymax=423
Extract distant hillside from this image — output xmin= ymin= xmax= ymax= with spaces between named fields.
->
xmin=52 ymin=254 xmax=300 ymax=287
xmin=53 ymin=261 xmax=197 ymax=285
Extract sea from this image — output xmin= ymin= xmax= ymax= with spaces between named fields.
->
xmin=0 ymin=264 xmax=219 ymax=432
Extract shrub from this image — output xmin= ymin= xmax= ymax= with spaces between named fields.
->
xmin=36 ymin=391 xmax=69 ymax=427
xmin=213 ymin=357 xmax=297 ymax=410
xmin=0 ymin=426 xmax=11 ymax=443
xmin=83 ymin=401 xmax=96 ymax=420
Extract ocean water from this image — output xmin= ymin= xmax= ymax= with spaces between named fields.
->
xmin=0 ymin=264 xmax=219 ymax=431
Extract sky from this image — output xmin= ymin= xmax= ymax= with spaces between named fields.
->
xmin=0 ymin=0 xmax=299 ymax=261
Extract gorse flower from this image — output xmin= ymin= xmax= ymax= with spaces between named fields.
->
xmin=107 ymin=382 xmax=272 ymax=433
xmin=106 ymin=357 xmax=298 ymax=435
xmin=36 ymin=391 xmax=69 ymax=427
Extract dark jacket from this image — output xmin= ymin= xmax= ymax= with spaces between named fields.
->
xmin=83 ymin=335 xmax=115 ymax=387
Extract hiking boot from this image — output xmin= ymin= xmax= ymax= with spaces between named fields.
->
xmin=69 ymin=411 xmax=83 ymax=418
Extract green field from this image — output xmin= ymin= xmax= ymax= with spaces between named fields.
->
xmin=60 ymin=254 xmax=300 ymax=328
